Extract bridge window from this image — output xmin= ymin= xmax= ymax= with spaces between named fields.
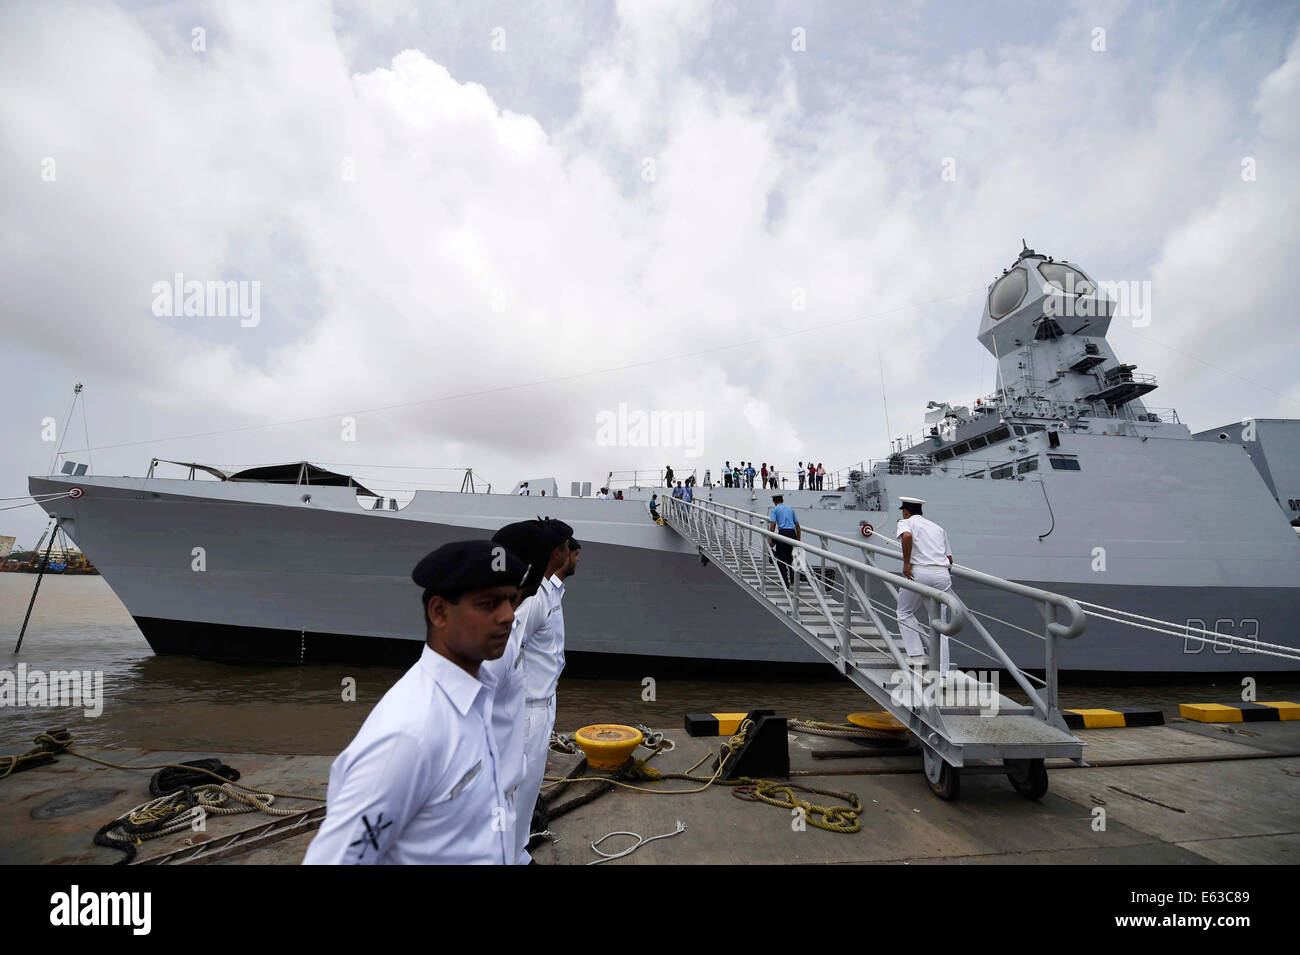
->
xmin=987 ymin=425 xmax=1011 ymax=443
xmin=1017 ymin=456 xmax=1039 ymax=474
xmin=1048 ymin=454 xmax=1081 ymax=471
xmin=967 ymin=435 xmax=988 ymax=450
xmin=990 ymin=464 xmax=1014 ymax=480
xmin=989 ymin=269 xmax=1028 ymax=319
xmin=934 ymin=448 xmax=954 ymax=462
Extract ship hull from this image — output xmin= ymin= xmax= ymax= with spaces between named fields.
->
xmin=28 ymin=469 xmax=1300 ymax=674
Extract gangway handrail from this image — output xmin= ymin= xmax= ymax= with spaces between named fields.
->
xmin=697 ymin=497 xmax=1086 ymax=642
xmin=675 ymin=496 xmax=1084 ymax=724
xmin=663 ymin=495 xmax=962 ymax=724
xmin=668 ymin=497 xmax=966 ymax=637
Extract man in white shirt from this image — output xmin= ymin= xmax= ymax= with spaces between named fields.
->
xmin=516 ymin=535 xmax=580 ymax=863
xmin=895 ymin=496 xmax=956 ymax=678
xmin=480 ymin=517 xmax=571 ymax=864
xmin=303 ymin=539 xmax=529 ymax=864
xmin=517 ymin=482 xmax=529 ymax=496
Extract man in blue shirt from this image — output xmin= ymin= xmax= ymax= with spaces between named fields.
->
xmin=767 ymin=494 xmax=801 ymax=586
xmin=683 ymin=483 xmax=693 ymax=503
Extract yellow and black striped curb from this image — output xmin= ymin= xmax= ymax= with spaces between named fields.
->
xmin=1179 ymin=702 xmax=1300 ymax=723
xmin=1063 ymin=708 xmax=1164 ymax=729
xmin=684 ymin=712 xmax=749 ymax=737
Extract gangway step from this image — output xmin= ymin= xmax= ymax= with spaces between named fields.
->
xmin=939 ymin=714 xmax=1080 ymax=752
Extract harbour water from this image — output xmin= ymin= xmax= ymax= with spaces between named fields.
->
xmin=5 ymin=575 xmax=1297 ymax=758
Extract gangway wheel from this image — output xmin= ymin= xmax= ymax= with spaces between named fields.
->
xmin=1004 ymin=758 xmax=1048 ymax=800
xmin=922 ymin=746 xmax=959 ymax=800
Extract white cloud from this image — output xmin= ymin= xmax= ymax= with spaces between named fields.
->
xmin=0 ymin=0 xmax=1296 ymax=545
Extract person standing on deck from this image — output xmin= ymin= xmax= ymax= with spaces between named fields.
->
xmin=303 ymin=539 xmax=529 ymax=864
xmin=767 ymin=494 xmax=801 ymax=587
xmin=895 ymin=497 xmax=955 ymax=679
xmin=515 ymin=520 xmax=576 ymax=864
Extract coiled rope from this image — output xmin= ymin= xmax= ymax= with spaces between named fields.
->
xmin=588 ymin=821 xmax=687 ymax=865
xmin=2 ymin=730 xmax=324 ymax=863
xmin=543 ymin=720 xmax=862 ymax=835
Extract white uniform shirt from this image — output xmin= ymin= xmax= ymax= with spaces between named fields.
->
xmin=478 ymin=588 xmax=551 ymax=849
xmin=524 ymin=574 xmax=566 ymax=702
xmin=303 ymin=645 xmax=511 ymax=865
xmin=895 ymin=515 xmax=952 ymax=566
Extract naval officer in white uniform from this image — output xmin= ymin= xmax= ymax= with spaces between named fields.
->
xmin=303 ymin=539 xmax=529 ymax=864
xmin=516 ymin=534 xmax=580 ymax=863
xmin=480 ymin=518 xmax=570 ymax=863
xmin=895 ymin=496 xmax=956 ymax=678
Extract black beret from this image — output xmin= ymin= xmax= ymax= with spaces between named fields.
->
xmin=492 ymin=520 xmax=547 ymax=563
xmin=492 ymin=520 xmax=551 ymax=599
xmin=411 ymin=540 xmax=529 ymax=595
xmin=541 ymin=517 xmax=574 ymax=546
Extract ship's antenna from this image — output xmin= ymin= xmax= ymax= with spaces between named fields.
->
xmin=79 ymin=383 xmax=92 ymax=475
xmin=877 ymin=351 xmax=893 ymax=451
xmin=46 ymin=382 xmax=83 ymax=477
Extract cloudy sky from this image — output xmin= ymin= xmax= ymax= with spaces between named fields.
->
xmin=2 ymin=0 xmax=1297 ymax=545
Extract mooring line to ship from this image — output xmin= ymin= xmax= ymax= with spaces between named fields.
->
xmin=0 ymin=493 xmax=71 ymax=512
xmin=1072 ymin=601 xmax=1300 ymax=660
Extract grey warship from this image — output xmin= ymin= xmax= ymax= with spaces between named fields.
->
xmin=29 ymin=246 xmax=1300 ymax=672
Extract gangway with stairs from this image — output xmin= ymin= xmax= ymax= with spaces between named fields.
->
xmin=661 ymin=496 xmax=1087 ymax=800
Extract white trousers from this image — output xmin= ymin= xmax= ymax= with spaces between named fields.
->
xmin=515 ymin=696 xmax=555 ymax=864
xmin=897 ymin=565 xmax=953 ymax=674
